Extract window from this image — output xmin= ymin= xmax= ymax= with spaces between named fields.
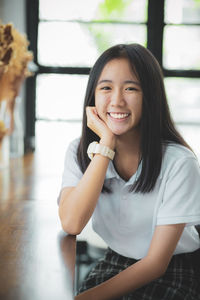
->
xmin=38 ymin=0 xmax=147 ymax=67
xmin=26 ymin=0 xmax=200 ymax=158
xmin=163 ymin=0 xmax=200 ymax=157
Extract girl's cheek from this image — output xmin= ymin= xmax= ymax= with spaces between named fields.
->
xmin=96 ymin=94 xmax=109 ymax=115
xmin=94 ymin=104 xmax=101 ymax=118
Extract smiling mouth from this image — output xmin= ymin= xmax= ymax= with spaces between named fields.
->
xmin=108 ymin=112 xmax=130 ymax=119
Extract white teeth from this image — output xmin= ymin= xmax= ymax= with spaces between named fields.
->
xmin=109 ymin=113 xmax=129 ymax=119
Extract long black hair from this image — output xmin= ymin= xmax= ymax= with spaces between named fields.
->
xmin=77 ymin=43 xmax=191 ymax=193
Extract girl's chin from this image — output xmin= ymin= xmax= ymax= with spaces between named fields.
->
xmin=108 ymin=126 xmax=128 ymax=136
xmin=106 ymin=119 xmax=131 ymax=136
xmin=108 ymin=124 xmax=140 ymax=136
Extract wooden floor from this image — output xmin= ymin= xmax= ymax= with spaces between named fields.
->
xmin=0 ymin=120 xmax=106 ymax=300
xmin=0 ymin=149 xmax=76 ymax=300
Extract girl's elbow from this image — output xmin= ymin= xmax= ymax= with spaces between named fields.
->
xmin=58 ymin=207 xmax=79 ymax=235
xmin=58 ymin=206 xmax=87 ymax=235
xmin=154 ymin=261 xmax=169 ymax=279
xmin=144 ymin=256 xmax=168 ymax=280
xmin=155 ymin=265 xmax=167 ymax=279
xmin=60 ymin=219 xmax=83 ymax=235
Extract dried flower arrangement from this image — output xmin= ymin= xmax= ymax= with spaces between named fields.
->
xmin=0 ymin=22 xmax=33 ymax=144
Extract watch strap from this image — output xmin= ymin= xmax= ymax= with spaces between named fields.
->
xmin=87 ymin=141 xmax=115 ymax=160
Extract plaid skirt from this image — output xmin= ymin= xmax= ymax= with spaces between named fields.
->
xmin=78 ymin=247 xmax=200 ymax=300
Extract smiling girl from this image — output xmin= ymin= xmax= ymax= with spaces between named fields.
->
xmin=58 ymin=44 xmax=200 ymax=300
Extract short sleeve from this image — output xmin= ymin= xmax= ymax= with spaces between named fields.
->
xmin=57 ymin=138 xmax=83 ymax=204
xmin=157 ymin=157 xmax=200 ymax=226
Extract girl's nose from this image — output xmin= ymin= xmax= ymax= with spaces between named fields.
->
xmin=110 ymin=89 xmax=125 ymax=106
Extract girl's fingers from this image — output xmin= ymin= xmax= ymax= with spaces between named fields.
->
xmin=86 ymin=106 xmax=101 ymax=124
xmin=86 ymin=106 xmax=98 ymax=117
xmin=86 ymin=106 xmax=108 ymax=138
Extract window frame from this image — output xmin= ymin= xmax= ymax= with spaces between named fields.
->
xmin=25 ymin=0 xmax=200 ymax=151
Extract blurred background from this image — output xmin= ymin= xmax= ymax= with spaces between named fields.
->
xmin=32 ymin=0 xmax=200 ymax=161
xmin=32 ymin=0 xmax=200 ymax=163
xmin=1 ymin=0 xmax=200 ymax=168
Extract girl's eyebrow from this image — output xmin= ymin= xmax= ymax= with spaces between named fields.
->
xmin=124 ymin=80 xmax=140 ymax=86
xmin=97 ymin=79 xmax=140 ymax=85
xmin=97 ymin=79 xmax=112 ymax=85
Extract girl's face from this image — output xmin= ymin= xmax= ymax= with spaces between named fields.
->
xmin=95 ymin=58 xmax=143 ymax=136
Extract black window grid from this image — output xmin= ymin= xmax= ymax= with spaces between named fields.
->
xmin=25 ymin=0 xmax=200 ymax=151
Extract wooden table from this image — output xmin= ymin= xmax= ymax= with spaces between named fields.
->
xmin=0 ymin=153 xmax=76 ymax=300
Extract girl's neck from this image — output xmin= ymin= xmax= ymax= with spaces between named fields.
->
xmin=113 ymin=129 xmax=141 ymax=181
xmin=115 ymin=129 xmax=141 ymax=157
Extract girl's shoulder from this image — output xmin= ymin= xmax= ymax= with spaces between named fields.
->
xmin=162 ymin=142 xmax=196 ymax=162
xmin=63 ymin=137 xmax=81 ymax=165
xmin=161 ymin=142 xmax=199 ymax=177
xmin=66 ymin=137 xmax=81 ymax=153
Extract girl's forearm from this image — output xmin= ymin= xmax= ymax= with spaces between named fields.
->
xmin=75 ymin=256 xmax=164 ymax=300
xmin=59 ymin=153 xmax=110 ymax=234
xmin=75 ymin=224 xmax=185 ymax=300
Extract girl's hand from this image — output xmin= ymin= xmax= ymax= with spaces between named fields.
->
xmin=86 ymin=106 xmax=116 ymax=149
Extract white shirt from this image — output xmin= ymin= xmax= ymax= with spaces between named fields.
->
xmin=59 ymin=138 xmax=200 ymax=259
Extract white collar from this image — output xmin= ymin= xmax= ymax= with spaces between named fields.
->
xmin=105 ymin=159 xmax=162 ymax=185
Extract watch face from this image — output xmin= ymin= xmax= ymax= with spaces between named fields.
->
xmin=87 ymin=142 xmax=97 ymax=160
xmin=88 ymin=152 xmax=93 ymax=160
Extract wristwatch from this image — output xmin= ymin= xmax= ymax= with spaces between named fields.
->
xmin=87 ymin=141 xmax=115 ymax=160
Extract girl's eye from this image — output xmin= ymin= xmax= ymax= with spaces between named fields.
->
xmin=101 ymin=86 xmax=111 ymax=90
xmin=125 ymin=87 xmax=137 ymax=91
